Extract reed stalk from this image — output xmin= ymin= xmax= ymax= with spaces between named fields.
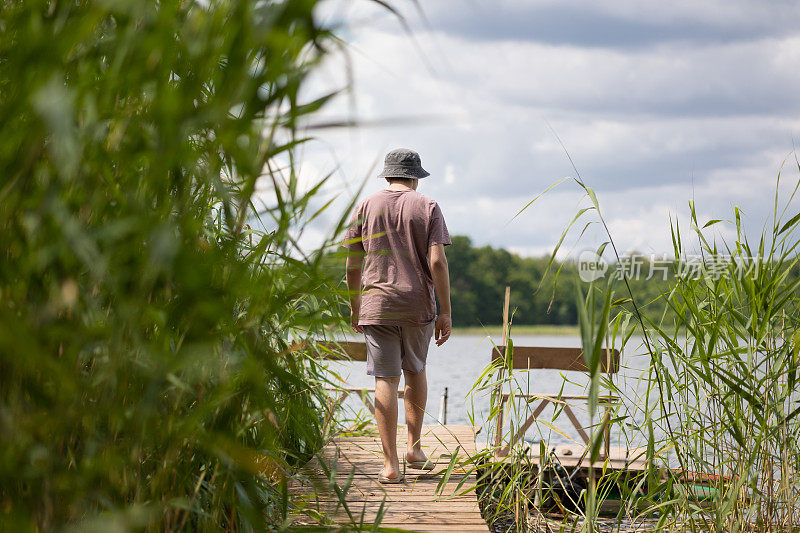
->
xmin=463 ymin=166 xmax=800 ymax=532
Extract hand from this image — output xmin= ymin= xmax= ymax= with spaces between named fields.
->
xmin=350 ymin=311 xmax=364 ymax=333
xmin=434 ymin=313 xmax=451 ymax=346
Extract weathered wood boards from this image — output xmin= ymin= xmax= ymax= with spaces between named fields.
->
xmin=291 ymin=424 xmax=489 ymax=532
xmin=491 ymin=345 xmax=620 ymax=374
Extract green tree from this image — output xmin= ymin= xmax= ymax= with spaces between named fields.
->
xmin=447 ymin=236 xmax=480 ymax=322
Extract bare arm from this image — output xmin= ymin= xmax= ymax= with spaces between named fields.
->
xmin=345 ymin=249 xmax=364 ymax=333
xmin=429 ymin=243 xmax=451 ymax=345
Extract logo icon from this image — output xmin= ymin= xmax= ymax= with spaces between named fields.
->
xmin=578 ymin=250 xmax=608 ymax=282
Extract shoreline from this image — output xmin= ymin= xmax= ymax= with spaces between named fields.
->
xmin=325 ymin=323 xmax=680 ymax=338
xmin=451 ymin=324 xmax=580 ymax=336
xmin=322 ymin=324 xmax=581 ymax=339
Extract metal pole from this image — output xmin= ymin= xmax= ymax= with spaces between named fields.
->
xmin=439 ymin=387 xmax=448 ymax=425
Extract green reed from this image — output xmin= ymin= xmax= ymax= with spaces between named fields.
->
xmin=0 ymin=0 xmax=375 ymax=530
xmin=629 ymin=173 xmax=800 ymax=532
xmin=462 ymin=168 xmax=800 ymax=532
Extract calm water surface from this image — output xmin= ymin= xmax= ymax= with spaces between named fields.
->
xmin=327 ymin=333 xmax=655 ymax=448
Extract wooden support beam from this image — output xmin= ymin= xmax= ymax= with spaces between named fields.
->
xmin=493 ymin=286 xmax=511 ymax=450
xmin=562 ymin=403 xmax=591 ymax=444
xmin=499 ymin=398 xmax=550 ymax=457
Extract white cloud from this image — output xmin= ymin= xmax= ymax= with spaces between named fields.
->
xmin=444 ymin=163 xmax=456 ymax=185
xmin=291 ymin=1 xmax=800 ymax=260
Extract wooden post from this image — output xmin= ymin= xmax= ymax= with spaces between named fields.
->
xmin=439 ymin=387 xmax=448 ymax=425
xmin=502 ymin=286 xmax=510 ymax=345
xmin=603 ymin=346 xmax=612 ymax=460
xmin=603 ymin=404 xmax=611 ymax=460
xmin=493 ymin=286 xmax=511 ymax=451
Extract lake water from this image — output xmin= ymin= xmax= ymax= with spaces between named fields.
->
xmin=327 ymin=333 xmax=655 ymax=449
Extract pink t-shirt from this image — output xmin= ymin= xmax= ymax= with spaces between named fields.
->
xmin=342 ymin=189 xmax=451 ymax=326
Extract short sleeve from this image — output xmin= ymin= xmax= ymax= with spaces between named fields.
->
xmin=428 ymin=202 xmax=451 ymax=248
xmin=342 ymin=204 xmax=365 ymax=251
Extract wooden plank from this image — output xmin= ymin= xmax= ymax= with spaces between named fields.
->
xmin=502 ymin=393 xmax=619 ymax=402
xmin=337 ymin=425 xmax=477 ymax=436
xmin=378 ymin=527 xmax=488 ymax=532
xmin=491 ymin=345 xmax=620 ymax=373
xmin=316 ymin=340 xmax=367 ymax=361
xmin=325 ymin=511 xmax=487 ymax=523
xmin=324 ymin=456 xmax=478 ymax=467
xmin=305 ymin=499 xmax=481 ymax=511
xmin=308 ymin=463 xmax=475 ymax=475
xmin=291 ymin=424 xmax=488 ymax=531
xmin=308 ymin=494 xmax=481 ymax=503
xmin=334 ymin=429 xmax=477 ymax=440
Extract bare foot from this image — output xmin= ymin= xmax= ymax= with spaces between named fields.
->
xmin=381 ymin=463 xmax=400 ymax=479
xmin=405 ymin=449 xmax=428 ymax=464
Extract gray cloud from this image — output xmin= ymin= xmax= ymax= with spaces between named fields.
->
xmin=426 ymin=6 xmax=794 ymax=49
xmin=295 ymin=0 xmax=800 ymax=258
xmin=412 ymin=1 xmax=800 ymax=49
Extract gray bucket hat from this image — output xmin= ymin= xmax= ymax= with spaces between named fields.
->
xmin=377 ymin=148 xmax=430 ymax=179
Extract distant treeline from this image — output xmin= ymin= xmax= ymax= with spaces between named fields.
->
xmin=444 ymin=236 xmax=677 ymax=327
xmin=330 ymin=235 xmax=685 ymax=327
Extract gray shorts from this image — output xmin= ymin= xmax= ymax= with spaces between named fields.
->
xmin=363 ymin=319 xmax=436 ymax=378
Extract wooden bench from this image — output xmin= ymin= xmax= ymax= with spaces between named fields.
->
xmin=492 ymin=345 xmax=620 ymax=458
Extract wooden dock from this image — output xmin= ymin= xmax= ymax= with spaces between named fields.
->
xmin=291 ymin=424 xmax=489 ymax=532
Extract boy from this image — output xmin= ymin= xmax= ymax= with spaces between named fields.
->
xmin=342 ymin=148 xmax=452 ymax=483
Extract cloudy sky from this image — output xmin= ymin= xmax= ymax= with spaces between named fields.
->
xmin=277 ymin=0 xmax=800 ymax=260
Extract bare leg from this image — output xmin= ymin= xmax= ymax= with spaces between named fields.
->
xmin=403 ymin=367 xmax=428 ymax=463
xmin=374 ymin=376 xmax=401 ymax=479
